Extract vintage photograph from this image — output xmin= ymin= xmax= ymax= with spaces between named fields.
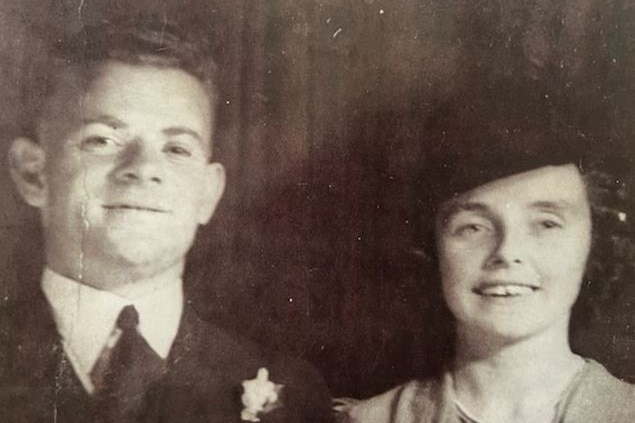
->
xmin=0 ymin=1 xmax=632 ymax=422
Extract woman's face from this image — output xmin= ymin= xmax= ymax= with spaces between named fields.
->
xmin=435 ymin=164 xmax=592 ymax=342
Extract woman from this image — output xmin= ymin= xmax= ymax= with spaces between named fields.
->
xmin=337 ymin=109 xmax=634 ymax=423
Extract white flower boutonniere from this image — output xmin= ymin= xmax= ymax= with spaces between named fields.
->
xmin=241 ymin=367 xmax=284 ymax=422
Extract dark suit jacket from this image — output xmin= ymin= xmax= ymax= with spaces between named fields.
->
xmin=0 ymin=288 xmax=334 ymax=423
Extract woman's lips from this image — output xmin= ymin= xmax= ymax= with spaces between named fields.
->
xmin=473 ymin=282 xmax=540 ymax=298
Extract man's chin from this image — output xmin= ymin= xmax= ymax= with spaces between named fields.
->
xmin=89 ymin=236 xmax=188 ymax=273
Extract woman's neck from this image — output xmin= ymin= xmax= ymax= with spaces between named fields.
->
xmin=451 ymin=321 xmax=585 ymax=423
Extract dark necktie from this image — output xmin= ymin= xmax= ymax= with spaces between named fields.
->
xmin=90 ymin=305 xmax=167 ymax=423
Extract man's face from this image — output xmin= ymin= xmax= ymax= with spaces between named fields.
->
xmin=14 ymin=61 xmax=224 ymax=285
xmin=435 ymin=164 xmax=592 ymax=342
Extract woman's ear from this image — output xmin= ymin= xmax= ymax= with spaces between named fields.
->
xmin=8 ymin=137 xmax=48 ymax=208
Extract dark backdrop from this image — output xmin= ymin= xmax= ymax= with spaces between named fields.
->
xmin=0 ymin=0 xmax=633 ymax=397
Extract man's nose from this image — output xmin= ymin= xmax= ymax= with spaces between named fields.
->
xmin=113 ymin=142 xmax=164 ymax=185
xmin=484 ymin=226 xmax=526 ymax=269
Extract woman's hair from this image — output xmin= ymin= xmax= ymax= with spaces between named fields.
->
xmin=573 ymin=164 xmax=633 ymax=332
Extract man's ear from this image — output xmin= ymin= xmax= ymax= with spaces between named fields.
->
xmin=8 ymin=137 xmax=48 ymax=208
xmin=197 ymin=162 xmax=225 ymax=225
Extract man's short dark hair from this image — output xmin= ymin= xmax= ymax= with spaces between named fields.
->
xmin=20 ymin=13 xmax=218 ymax=140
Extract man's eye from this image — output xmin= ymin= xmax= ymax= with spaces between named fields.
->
xmin=80 ymin=136 xmax=118 ymax=152
xmin=164 ymin=145 xmax=193 ymax=157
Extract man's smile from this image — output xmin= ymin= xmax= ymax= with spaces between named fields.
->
xmin=103 ymin=203 xmax=168 ymax=213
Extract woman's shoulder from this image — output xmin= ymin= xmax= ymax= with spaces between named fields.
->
xmin=579 ymin=358 xmax=634 ymax=396
xmin=335 ymin=374 xmax=451 ymax=423
xmin=562 ymin=358 xmax=635 ymax=422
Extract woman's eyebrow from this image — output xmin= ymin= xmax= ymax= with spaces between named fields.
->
xmin=529 ymin=200 xmax=573 ymax=212
xmin=439 ymin=202 xmax=490 ymax=223
xmin=447 ymin=202 xmax=489 ymax=214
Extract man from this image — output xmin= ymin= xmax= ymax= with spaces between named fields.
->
xmin=1 ymin=15 xmax=333 ymax=423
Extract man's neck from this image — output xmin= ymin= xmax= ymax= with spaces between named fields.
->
xmin=46 ymin=259 xmax=186 ymax=299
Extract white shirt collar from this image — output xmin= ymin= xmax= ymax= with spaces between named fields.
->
xmin=41 ymin=267 xmax=183 ymax=392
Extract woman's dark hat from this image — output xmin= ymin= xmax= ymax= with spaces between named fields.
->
xmin=415 ymin=109 xmax=590 ymax=213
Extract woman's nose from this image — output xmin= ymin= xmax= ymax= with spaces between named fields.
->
xmin=484 ymin=227 xmax=526 ymax=269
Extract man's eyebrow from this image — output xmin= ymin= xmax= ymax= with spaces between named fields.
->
xmin=162 ymin=127 xmax=203 ymax=142
xmin=82 ymin=115 xmax=127 ymax=128
xmin=81 ymin=117 xmax=204 ymax=143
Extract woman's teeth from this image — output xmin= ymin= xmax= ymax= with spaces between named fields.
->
xmin=477 ymin=284 xmax=537 ymax=297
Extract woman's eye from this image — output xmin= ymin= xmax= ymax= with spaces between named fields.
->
xmin=539 ymin=219 xmax=563 ymax=230
xmin=454 ymin=223 xmax=489 ymax=237
xmin=462 ymin=224 xmax=481 ymax=233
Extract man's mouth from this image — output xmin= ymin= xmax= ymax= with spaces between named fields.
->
xmin=473 ymin=282 xmax=539 ymax=298
xmin=103 ymin=204 xmax=166 ymax=213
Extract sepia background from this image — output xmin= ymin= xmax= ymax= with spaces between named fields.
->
xmin=0 ymin=0 xmax=632 ymax=397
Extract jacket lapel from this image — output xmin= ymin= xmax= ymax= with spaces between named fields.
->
xmin=2 ymin=288 xmax=96 ymax=423
xmin=144 ymin=303 xmax=248 ymax=423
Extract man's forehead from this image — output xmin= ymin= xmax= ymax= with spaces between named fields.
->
xmin=48 ymin=60 xmax=213 ymax=99
xmin=38 ymin=61 xmax=215 ymax=151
